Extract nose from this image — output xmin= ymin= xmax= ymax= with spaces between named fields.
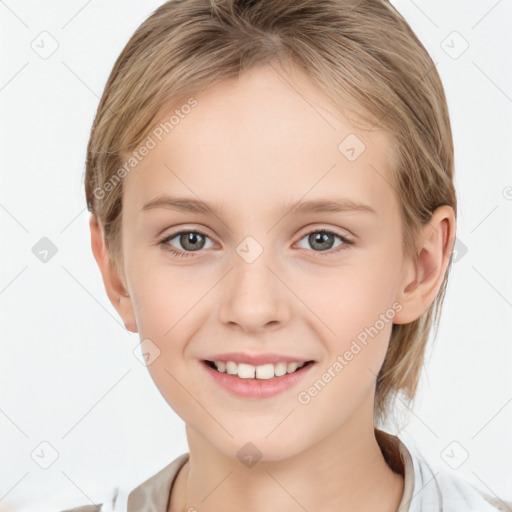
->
xmin=217 ymin=244 xmax=292 ymax=334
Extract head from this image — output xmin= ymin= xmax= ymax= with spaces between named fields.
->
xmin=86 ymin=0 xmax=456 ymax=459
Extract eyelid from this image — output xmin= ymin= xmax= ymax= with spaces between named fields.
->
xmin=160 ymin=227 xmax=215 ymax=247
xmin=296 ymin=223 xmax=354 ymax=241
xmin=293 ymin=228 xmax=354 ymax=257
xmin=158 ymin=224 xmax=355 ymax=258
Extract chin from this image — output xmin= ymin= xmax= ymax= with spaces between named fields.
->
xmin=218 ymin=431 xmax=308 ymax=464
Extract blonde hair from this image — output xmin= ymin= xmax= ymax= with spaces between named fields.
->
xmin=84 ymin=0 xmax=457 ymax=427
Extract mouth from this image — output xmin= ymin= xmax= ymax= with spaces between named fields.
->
xmin=200 ymin=352 xmax=317 ymax=399
xmin=203 ymin=359 xmax=315 ymax=380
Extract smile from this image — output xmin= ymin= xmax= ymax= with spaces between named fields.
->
xmin=201 ymin=359 xmax=316 ymax=399
xmin=205 ymin=360 xmax=314 ymax=379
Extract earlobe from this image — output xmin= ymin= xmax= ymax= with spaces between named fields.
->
xmin=393 ymin=205 xmax=456 ymax=325
xmin=89 ymin=214 xmax=138 ymax=333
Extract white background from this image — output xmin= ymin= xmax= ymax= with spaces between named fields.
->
xmin=1 ymin=1 xmax=511 ymax=510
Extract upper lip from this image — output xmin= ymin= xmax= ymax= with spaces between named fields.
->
xmin=203 ymin=352 xmax=314 ymax=366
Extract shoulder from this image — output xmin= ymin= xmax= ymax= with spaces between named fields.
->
xmin=391 ymin=433 xmax=511 ymax=512
xmin=437 ymin=468 xmax=512 ymax=511
xmin=412 ymin=451 xmax=512 ymax=511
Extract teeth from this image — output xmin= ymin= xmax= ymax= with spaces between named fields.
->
xmin=287 ymin=362 xmax=298 ymax=373
xmin=212 ymin=360 xmax=308 ymax=379
xmin=226 ymin=361 xmax=237 ymax=375
xmin=238 ymin=363 xmax=255 ymax=379
xmin=256 ymin=363 xmax=274 ymax=380
xmin=274 ymin=362 xmax=287 ymax=376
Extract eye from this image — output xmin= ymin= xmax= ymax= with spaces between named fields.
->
xmin=296 ymin=229 xmax=354 ymax=255
xmin=159 ymin=227 xmax=354 ymax=259
xmin=159 ymin=229 xmax=215 ymax=258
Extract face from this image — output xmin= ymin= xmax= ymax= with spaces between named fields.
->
xmin=116 ymin=62 xmax=414 ymax=461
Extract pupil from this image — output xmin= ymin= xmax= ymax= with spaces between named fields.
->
xmin=182 ymin=232 xmax=204 ymax=251
xmin=310 ymin=232 xmax=333 ymax=250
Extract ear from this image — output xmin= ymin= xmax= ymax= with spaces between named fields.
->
xmin=89 ymin=214 xmax=138 ymax=333
xmin=393 ymin=205 xmax=456 ymax=324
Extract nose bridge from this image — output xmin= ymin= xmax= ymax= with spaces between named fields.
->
xmin=218 ymin=234 xmax=290 ymax=331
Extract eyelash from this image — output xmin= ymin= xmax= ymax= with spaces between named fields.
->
xmin=159 ymin=228 xmax=354 ymax=259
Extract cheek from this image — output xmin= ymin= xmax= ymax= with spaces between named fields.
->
xmin=303 ymin=258 xmax=401 ymax=339
xmin=298 ymin=250 xmax=402 ymax=379
xmin=128 ymin=260 xmax=208 ymax=337
xmin=128 ymin=263 xmax=213 ymax=394
xmin=129 ymin=266 xmax=208 ymax=418
xmin=293 ymin=267 xmax=399 ymax=431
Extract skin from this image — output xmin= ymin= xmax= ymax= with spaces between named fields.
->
xmin=91 ymin=61 xmax=455 ymax=512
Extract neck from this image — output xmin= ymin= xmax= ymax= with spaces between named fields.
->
xmin=169 ymin=424 xmax=404 ymax=512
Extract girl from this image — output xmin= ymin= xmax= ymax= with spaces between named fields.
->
xmin=64 ymin=0 xmax=511 ymax=510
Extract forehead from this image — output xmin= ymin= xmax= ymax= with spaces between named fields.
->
xmin=122 ymin=63 xmax=397 ymax=219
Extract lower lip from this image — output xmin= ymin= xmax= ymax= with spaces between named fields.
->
xmin=201 ymin=360 xmax=316 ymax=399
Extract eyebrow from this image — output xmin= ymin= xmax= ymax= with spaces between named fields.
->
xmin=141 ymin=195 xmax=377 ymax=216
